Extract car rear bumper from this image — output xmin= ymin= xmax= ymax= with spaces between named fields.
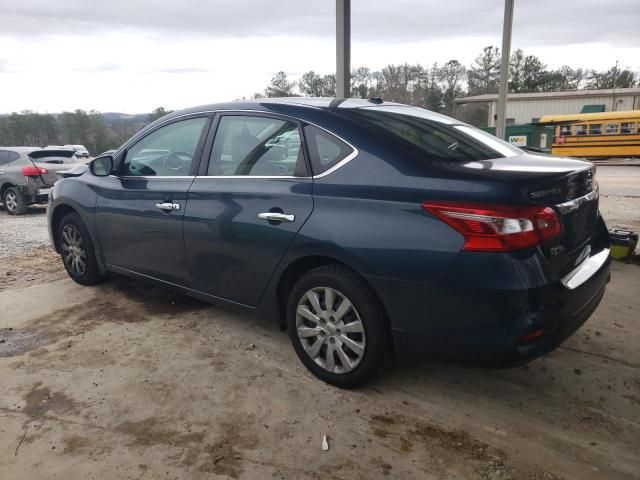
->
xmin=15 ymin=182 xmax=50 ymax=204
xmin=369 ymin=246 xmax=611 ymax=364
xmin=36 ymin=187 xmax=51 ymax=203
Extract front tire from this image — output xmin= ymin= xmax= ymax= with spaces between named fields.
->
xmin=287 ymin=264 xmax=388 ymax=388
xmin=3 ymin=187 xmax=28 ymax=215
xmin=58 ymin=212 xmax=106 ymax=285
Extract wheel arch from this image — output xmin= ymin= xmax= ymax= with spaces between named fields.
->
xmin=0 ymin=182 xmax=14 ymax=198
xmin=50 ymin=204 xmax=79 ymax=252
xmin=274 ymin=255 xmax=391 ymax=340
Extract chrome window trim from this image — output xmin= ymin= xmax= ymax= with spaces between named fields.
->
xmin=196 ymin=175 xmax=311 ymax=180
xmin=115 ymin=175 xmax=196 ymax=180
xmin=133 ymin=109 xmax=359 ymax=180
xmin=555 ymin=188 xmax=599 ymax=214
xmin=312 ymin=148 xmax=359 ymax=178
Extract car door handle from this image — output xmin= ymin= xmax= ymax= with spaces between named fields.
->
xmin=155 ymin=202 xmax=181 ymax=211
xmin=258 ymin=212 xmax=295 ymax=222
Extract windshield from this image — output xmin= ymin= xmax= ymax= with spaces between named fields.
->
xmin=340 ymin=107 xmax=521 ymax=162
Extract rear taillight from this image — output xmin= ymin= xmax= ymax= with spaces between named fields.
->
xmin=22 ymin=165 xmax=48 ymax=176
xmin=421 ymin=201 xmax=562 ymax=252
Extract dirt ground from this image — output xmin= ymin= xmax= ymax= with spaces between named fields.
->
xmin=0 ymin=166 xmax=639 ymax=479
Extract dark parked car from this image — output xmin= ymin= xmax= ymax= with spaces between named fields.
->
xmin=46 ymin=98 xmax=610 ymax=387
xmin=1 ymin=147 xmax=80 ymax=214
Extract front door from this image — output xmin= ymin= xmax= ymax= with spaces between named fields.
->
xmin=184 ymin=113 xmax=313 ymax=306
xmin=95 ymin=116 xmax=209 ymax=285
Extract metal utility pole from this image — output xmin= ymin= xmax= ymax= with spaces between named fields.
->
xmin=336 ymin=0 xmax=351 ymax=98
xmin=496 ymin=0 xmax=514 ymax=139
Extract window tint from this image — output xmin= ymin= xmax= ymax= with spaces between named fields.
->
xmin=574 ymin=124 xmax=587 ymax=136
xmin=122 ymin=117 xmax=207 ymax=177
xmin=208 ymin=116 xmax=307 ymax=176
xmin=303 ymin=125 xmax=353 ymax=175
xmin=340 ymin=109 xmax=519 ymax=162
xmin=559 ymin=125 xmax=571 ymax=136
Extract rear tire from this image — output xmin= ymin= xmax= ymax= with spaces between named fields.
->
xmin=58 ymin=212 xmax=106 ymax=285
xmin=3 ymin=187 xmax=28 ymax=215
xmin=286 ymin=264 xmax=388 ymax=388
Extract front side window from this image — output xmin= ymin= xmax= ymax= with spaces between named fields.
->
xmin=208 ymin=115 xmax=307 ymax=176
xmin=303 ymin=125 xmax=353 ymax=175
xmin=122 ymin=117 xmax=207 ymax=177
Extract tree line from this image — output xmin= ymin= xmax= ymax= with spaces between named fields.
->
xmin=0 ymin=107 xmax=171 ymax=155
xmin=255 ymin=46 xmax=638 ymax=125
xmin=1 ymin=46 xmax=637 ymax=151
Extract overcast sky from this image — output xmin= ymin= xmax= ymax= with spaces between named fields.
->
xmin=1 ymin=0 xmax=639 ymax=113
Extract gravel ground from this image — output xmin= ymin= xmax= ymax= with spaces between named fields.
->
xmin=0 ymin=205 xmax=49 ymax=257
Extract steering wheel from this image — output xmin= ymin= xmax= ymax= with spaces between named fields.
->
xmin=162 ymin=151 xmax=193 ymax=173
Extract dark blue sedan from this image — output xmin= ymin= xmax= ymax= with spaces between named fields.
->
xmin=47 ymin=98 xmax=610 ymax=387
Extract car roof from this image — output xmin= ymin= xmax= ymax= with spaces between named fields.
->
xmin=159 ymin=97 xmax=456 ymax=127
xmin=0 ymin=146 xmax=42 ymax=152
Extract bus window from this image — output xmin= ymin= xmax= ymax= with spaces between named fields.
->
xmin=574 ymin=125 xmax=587 ymax=136
xmin=589 ymin=124 xmax=602 ymax=135
xmin=560 ymin=125 xmax=571 ymax=136
xmin=605 ymin=123 xmax=619 ymax=134
xmin=621 ymin=122 xmax=636 ymax=134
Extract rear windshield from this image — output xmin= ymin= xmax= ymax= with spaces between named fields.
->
xmin=29 ymin=150 xmax=80 ymax=164
xmin=340 ymin=107 xmax=521 ymax=162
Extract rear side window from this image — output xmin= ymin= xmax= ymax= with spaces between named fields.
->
xmin=303 ymin=125 xmax=353 ymax=175
xmin=340 ymin=109 xmax=518 ymax=162
xmin=0 ymin=150 xmax=20 ymax=165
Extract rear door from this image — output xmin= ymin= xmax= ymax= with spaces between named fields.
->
xmin=183 ymin=113 xmax=313 ymax=306
xmin=95 ymin=115 xmax=210 ymax=285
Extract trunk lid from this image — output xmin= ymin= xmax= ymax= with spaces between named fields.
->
xmin=28 ymin=150 xmax=81 ymax=186
xmin=458 ymin=154 xmax=602 ymax=276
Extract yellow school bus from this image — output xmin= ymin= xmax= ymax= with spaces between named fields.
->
xmin=538 ymin=110 xmax=640 ymax=158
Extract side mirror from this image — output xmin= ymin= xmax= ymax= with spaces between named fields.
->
xmin=90 ymin=155 xmax=114 ymax=177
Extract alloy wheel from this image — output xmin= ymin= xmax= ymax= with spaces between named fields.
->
xmin=4 ymin=191 xmax=18 ymax=213
xmin=296 ymin=287 xmax=366 ymax=374
xmin=61 ymin=224 xmax=87 ymax=277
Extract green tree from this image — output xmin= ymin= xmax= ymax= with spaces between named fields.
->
xmin=351 ymin=67 xmax=373 ymax=98
xmin=541 ymin=66 xmax=586 ymax=91
xmin=437 ymin=60 xmax=466 ymax=114
xmin=587 ymin=64 xmax=638 ymax=89
xmin=509 ymin=50 xmax=548 ymax=93
xmin=467 ymin=46 xmax=501 ymax=95
xmin=299 ymin=71 xmax=336 ymax=97
xmin=265 ymin=71 xmax=296 ymax=97
xmin=148 ymin=107 xmax=172 ymax=123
